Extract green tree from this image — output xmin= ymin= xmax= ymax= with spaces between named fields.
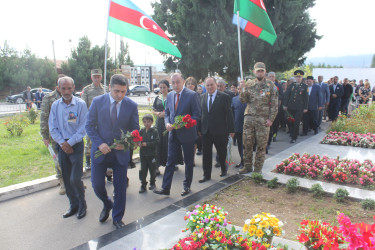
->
xmin=0 ymin=43 xmax=57 ymax=92
xmin=61 ymin=36 xmax=115 ymax=89
xmin=371 ymin=54 xmax=375 ymax=68
xmin=152 ymin=0 xmax=321 ymax=82
xmin=118 ymin=39 xmax=134 ymax=68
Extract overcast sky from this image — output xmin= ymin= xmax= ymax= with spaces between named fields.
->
xmin=1 ymin=0 xmax=374 ymax=66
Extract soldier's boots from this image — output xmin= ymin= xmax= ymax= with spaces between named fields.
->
xmin=58 ymin=178 xmax=66 ymax=195
xmin=84 ymin=156 xmax=91 ymax=171
xmin=239 ymin=165 xmax=253 ymax=174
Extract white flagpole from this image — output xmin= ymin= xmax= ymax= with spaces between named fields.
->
xmin=237 ymin=10 xmax=243 ymax=81
xmin=103 ymin=0 xmax=111 ymax=92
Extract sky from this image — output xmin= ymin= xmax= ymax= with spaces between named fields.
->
xmin=1 ymin=0 xmax=375 ymax=67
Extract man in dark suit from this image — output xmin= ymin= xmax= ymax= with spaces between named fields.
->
xmin=301 ymin=76 xmax=323 ymax=136
xmin=316 ymin=75 xmax=330 ymax=127
xmin=328 ymin=76 xmax=344 ymax=121
xmin=198 ymin=77 xmax=234 ymax=183
xmin=86 ymin=74 xmax=139 ymax=229
xmin=154 ymin=73 xmax=201 ymax=196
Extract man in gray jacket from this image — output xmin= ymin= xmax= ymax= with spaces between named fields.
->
xmin=316 ymin=75 xmax=330 ymax=127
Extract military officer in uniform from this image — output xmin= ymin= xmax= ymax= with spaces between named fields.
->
xmin=283 ymin=70 xmax=309 ymax=143
xmin=81 ymin=69 xmax=107 ymax=170
xmin=40 ymin=74 xmax=66 ymax=195
xmin=239 ymin=62 xmax=278 ymax=174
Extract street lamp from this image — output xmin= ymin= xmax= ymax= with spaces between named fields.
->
xmin=223 ymin=66 xmax=228 ymax=74
xmin=174 ymin=60 xmax=180 ymax=73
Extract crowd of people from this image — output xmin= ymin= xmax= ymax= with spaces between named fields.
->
xmin=38 ymin=64 xmax=374 ymax=230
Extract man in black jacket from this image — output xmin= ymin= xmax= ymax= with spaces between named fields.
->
xmin=341 ymin=78 xmax=353 ymax=116
xmin=198 ymin=77 xmax=234 ymax=183
xmin=328 ymin=76 xmax=344 ymax=121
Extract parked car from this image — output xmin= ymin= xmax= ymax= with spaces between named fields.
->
xmin=128 ymin=85 xmax=150 ymax=96
xmin=6 ymin=88 xmax=53 ymax=104
xmin=73 ymin=91 xmax=82 ymax=97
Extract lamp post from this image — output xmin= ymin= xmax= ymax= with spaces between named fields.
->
xmin=174 ymin=59 xmax=180 ymax=73
xmin=223 ymin=66 xmax=228 ymax=74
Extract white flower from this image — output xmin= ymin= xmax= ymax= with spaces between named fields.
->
xmin=255 ymin=218 xmax=261 ymax=223
xmin=278 ymin=221 xmax=284 ymax=227
xmin=265 ymin=229 xmax=271 ymax=235
xmin=245 ymin=219 xmax=251 ymax=224
xmin=263 ymin=217 xmax=268 ymax=220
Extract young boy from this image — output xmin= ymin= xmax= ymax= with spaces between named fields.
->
xmin=139 ymin=114 xmax=159 ymax=193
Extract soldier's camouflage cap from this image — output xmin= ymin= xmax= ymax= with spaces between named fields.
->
xmin=254 ymin=62 xmax=266 ymax=71
xmin=91 ymin=69 xmax=102 ymax=75
xmin=294 ymin=70 xmax=304 ymax=76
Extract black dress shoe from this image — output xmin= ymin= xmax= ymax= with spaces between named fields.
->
xmin=220 ymin=171 xmax=227 ymax=177
xmin=99 ymin=206 xmax=112 ymax=222
xmin=314 ymin=129 xmax=318 ymax=135
xmin=63 ymin=207 xmax=78 ymax=218
xmin=290 ymin=139 xmax=296 ymax=143
xmin=113 ymin=220 xmax=125 ymax=229
xmin=77 ymin=205 xmax=87 ymax=219
xmin=198 ymin=176 xmax=211 ymax=183
xmin=214 ymin=163 xmax=220 ymax=168
xmin=129 ymin=162 xmax=136 ymax=169
xmin=181 ymin=188 xmax=191 ymax=196
xmin=153 ymin=188 xmax=170 ymax=195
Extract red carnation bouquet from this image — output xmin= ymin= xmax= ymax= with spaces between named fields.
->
xmin=285 ymin=110 xmax=296 ymax=123
xmin=94 ymin=129 xmax=143 ymax=158
xmin=163 ymin=114 xmax=197 ymax=136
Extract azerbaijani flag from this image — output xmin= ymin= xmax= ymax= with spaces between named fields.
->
xmin=232 ymin=0 xmax=277 ymax=45
xmin=108 ymin=0 xmax=181 ymax=58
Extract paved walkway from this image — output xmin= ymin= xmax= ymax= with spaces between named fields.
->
xmin=0 ymin=121 xmax=345 ymax=250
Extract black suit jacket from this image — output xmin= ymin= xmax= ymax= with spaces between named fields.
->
xmin=199 ymin=91 xmax=234 ymax=136
xmin=329 ymin=84 xmax=344 ymax=102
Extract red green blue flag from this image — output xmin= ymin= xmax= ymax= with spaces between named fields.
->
xmin=232 ymin=0 xmax=277 ymax=45
xmin=108 ymin=0 xmax=181 ymax=58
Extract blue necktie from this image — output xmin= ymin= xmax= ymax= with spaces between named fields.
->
xmin=111 ymin=101 xmax=118 ymax=126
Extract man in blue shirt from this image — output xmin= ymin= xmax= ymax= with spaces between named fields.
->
xmin=49 ymin=76 xmax=88 ymax=220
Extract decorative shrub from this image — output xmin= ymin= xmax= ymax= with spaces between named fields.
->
xmin=25 ymin=108 xmax=38 ymax=124
xmin=334 ymin=188 xmax=349 ymax=203
xmin=251 ymin=173 xmax=263 ymax=184
xmin=4 ymin=115 xmax=30 ymax=136
xmin=310 ymin=183 xmax=325 ymax=198
xmin=266 ymin=177 xmax=278 ymax=189
xmin=361 ymin=199 xmax=375 ymax=210
xmin=286 ymin=178 xmax=299 ymax=193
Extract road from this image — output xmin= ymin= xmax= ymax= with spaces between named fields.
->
xmin=0 ymin=121 xmax=330 ymax=250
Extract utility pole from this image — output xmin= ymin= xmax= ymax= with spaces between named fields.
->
xmin=52 ymin=40 xmax=58 ymax=73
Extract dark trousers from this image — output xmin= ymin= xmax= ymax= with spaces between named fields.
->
xmin=202 ymin=133 xmax=228 ymax=178
xmin=91 ymin=152 xmax=128 ymax=221
xmin=328 ymin=99 xmax=341 ymax=121
xmin=57 ymin=141 xmax=85 ymax=209
xmin=139 ymin=156 xmax=155 ymax=185
xmin=341 ymin=98 xmax=350 ymax=116
xmin=235 ymin=132 xmax=244 ymax=165
xmin=162 ymin=132 xmax=194 ymax=190
xmin=288 ymin=109 xmax=303 ymax=140
xmin=318 ymin=109 xmax=323 ymax=127
xmin=302 ymin=109 xmax=318 ymax=134
xmin=196 ymin=136 xmax=202 ymax=152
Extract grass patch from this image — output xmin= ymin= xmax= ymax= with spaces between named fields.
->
xmin=0 ymin=107 xmax=154 ymax=188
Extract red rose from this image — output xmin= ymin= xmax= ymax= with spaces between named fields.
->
xmin=131 ymin=130 xmax=140 ymax=137
xmin=182 ymin=114 xmax=191 ymax=122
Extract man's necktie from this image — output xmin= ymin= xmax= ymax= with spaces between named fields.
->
xmin=209 ymin=94 xmax=213 ymax=111
xmin=175 ymin=93 xmax=180 ymax=111
xmin=111 ymin=101 xmax=118 ymax=126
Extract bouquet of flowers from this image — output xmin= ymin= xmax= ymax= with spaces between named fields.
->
xmin=183 ymin=204 xmax=230 ymax=233
xmin=163 ymin=114 xmax=197 ymax=136
xmin=284 ymin=110 xmax=295 ymax=123
xmin=337 ymin=213 xmax=375 ymax=250
xmin=243 ymin=212 xmax=284 ymax=244
xmin=94 ymin=129 xmax=142 ymax=158
xmin=171 ymin=227 xmax=284 ymax=250
xmin=297 ymin=219 xmax=346 ymax=249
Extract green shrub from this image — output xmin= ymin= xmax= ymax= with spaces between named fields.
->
xmin=4 ymin=115 xmax=30 ymax=136
xmin=310 ymin=183 xmax=325 ymax=198
xmin=251 ymin=173 xmax=263 ymax=184
xmin=266 ymin=177 xmax=278 ymax=189
xmin=286 ymin=178 xmax=299 ymax=193
xmin=361 ymin=199 xmax=375 ymax=210
xmin=334 ymin=188 xmax=349 ymax=203
xmin=25 ymin=108 xmax=38 ymax=124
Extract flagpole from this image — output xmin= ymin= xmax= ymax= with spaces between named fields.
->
xmin=103 ymin=0 xmax=111 ymax=93
xmin=237 ymin=10 xmax=243 ymax=81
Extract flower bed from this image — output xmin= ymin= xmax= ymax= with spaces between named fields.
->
xmin=275 ymin=153 xmax=375 ymax=188
xmin=321 ymin=131 xmax=375 ymax=149
xmin=170 ymin=203 xmax=375 ymax=250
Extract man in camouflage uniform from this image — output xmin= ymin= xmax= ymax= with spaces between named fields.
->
xmin=239 ymin=62 xmax=278 ymax=173
xmin=40 ymin=74 xmax=65 ymax=195
xmin=81 ymin=69 xmax=107 ymax=171
xmin=283 ymin=70 xmax=309 ymax=143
